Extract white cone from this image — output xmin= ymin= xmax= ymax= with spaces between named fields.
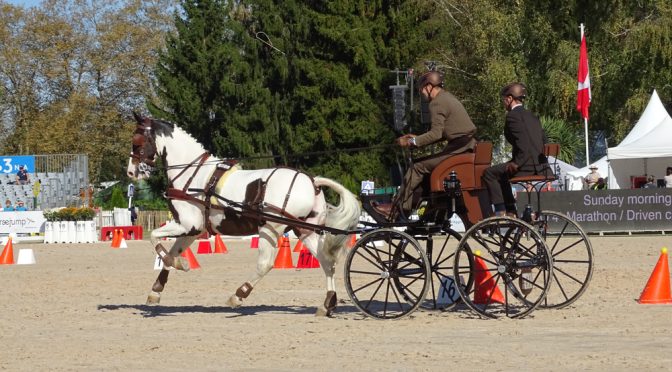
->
xmin=16 ymin=249 xmax=36 ymax=265
xmin=119 ymin=238 xmax=128 ymax=249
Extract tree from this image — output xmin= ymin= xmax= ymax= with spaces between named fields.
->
xmin=0 ymin=0 xmax=175 ymax=182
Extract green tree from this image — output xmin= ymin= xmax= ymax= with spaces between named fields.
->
xmin=108 ymin=185 xmax=127 ymax=209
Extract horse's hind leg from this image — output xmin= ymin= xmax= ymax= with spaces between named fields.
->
xmin=307 ymin=233 xmax=343 ymax=317
xmin=147 ymin=269 xmax=170 ymax=304
xmin=227 ymin=223 xmax=282 ymax=308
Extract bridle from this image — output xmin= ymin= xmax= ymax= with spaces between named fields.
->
xmin=130 ymin=118 xmax=158 ymax=172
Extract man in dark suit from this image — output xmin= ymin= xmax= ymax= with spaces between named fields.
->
xmin=482 ymin=82 xmax=550 ymax=217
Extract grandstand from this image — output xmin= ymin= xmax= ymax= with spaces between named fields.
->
xmin=1 ymin=154 xmax=89 ymax=210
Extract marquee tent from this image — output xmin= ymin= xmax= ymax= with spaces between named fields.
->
xmin=567 ymin=90 xmax=672 ymax=190
xmin=607 ymin=90 xmax=672 ymax=189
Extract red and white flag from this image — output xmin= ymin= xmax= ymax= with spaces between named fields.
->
xmin=576 ymin=30 xmax=591 ymax=120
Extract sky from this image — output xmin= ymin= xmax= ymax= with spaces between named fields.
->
xmin=5 ymin=0 xmax=42 ymax=7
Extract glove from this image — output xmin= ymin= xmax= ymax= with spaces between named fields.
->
xmin=506 ymin=162 xmax=519 ymax=175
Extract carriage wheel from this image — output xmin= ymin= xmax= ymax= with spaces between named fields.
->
xmin=453 ymin=216 xmax=553 ymax=319
xmin=532 ymin=211 xmax=594 ymax=309
xmin=343 ymin=228 xmax=431 ymax=320
xmin=420 ymin=229 xmax=474 ymax=311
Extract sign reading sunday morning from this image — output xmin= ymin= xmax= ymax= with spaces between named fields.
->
xmin=516 ymin=188 xmax=672 ymax=233
xmin=0 ymin=155 xmax=36 ymax=174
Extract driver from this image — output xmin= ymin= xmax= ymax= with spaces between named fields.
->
xmin=379 ymin=71 xmax=476 ymax=221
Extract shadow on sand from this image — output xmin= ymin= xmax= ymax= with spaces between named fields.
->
xmin=97 ymin=303 xmax=361 ymax=318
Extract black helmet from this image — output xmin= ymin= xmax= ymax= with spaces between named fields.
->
xmin=500 ymin=82 xmax=527 ymax=101
xmin=417 ymin=71 xmax=444 ymax=89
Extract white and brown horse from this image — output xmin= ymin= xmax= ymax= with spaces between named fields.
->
xmin=126 ymin=113 xmax=360 ymax=315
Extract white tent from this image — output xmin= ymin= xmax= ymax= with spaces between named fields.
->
xmin=546 ymin=156 xmax=579 ymax=189
xmin=567 ymin=90 xmax=672 ymax=190
xmin=566 ymin=155 xmax=608 ymax=190
xmin=607 ymin=90 xmax=672 ymax=189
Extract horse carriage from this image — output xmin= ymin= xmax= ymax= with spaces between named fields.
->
xmin=350 ymin=141 xmax=594 ymax=319
xmin=127 ymin=113 xmax=592 ymax=320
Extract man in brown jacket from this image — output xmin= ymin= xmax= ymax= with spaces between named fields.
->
xmin=389 ymin=71 xmax=476 ymax=220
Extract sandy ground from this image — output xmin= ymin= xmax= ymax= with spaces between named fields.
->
xmin=1 ymin=234 xmax=671 ymax=371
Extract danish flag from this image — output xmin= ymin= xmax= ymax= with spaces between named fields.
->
xmin=576 ymin=32 xmax=591 ymax=120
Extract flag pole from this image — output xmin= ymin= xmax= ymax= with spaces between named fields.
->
xmin=580 ymin=23 xmax=590 ymax=167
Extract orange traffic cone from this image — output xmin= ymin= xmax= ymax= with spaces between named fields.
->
xmin=293 ymin=239 xmax=306 ymax=252
xmin=273 ymin=236 xmax=294 ymax=269
xmin=0 ymin=237 xmax=15 ymax=265
xmin=180 ymin=247 xmax=201 ymax=270
xmin=638 ymin=247 xmax=672 ymax=304
xmin=250 ymin=236 xmax=259 ymax=249
xmin=346 ymin=234 xmax=357 ymax=249
xmin=473 ymin=251 xmax=505 ymax=304
xmin=196 ymin=240 xmax=212 ymax=254
xmin=110 ymin=229 xmax=121 ymax=249
xmin=213 ymin=234 xmax=228 ymax=254
xmin=297 ymin=246 xmax=320 ymax=269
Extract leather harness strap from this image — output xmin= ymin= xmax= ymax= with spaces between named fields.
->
xmin=166 ymin=164 xmax=314 ymax=235
xmin=170 ymin=152 xmax=211 ymax=189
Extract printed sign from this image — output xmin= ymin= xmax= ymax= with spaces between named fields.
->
xmin=0 ymin=155 xmax=36 ymax=175
xmin=0 ymin=211 xmax=46 ymax=234
xmin=361 ymin=180 xmax=375 ymax=195
xmin=516 ymin=189 xmax=672 ymax=232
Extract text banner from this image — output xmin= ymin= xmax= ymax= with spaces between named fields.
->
xmin=516 ymin=189 xmax=672 ymax=232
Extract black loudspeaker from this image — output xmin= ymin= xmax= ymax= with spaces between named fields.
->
xmin=390 ymin=85 xmax=407 ymax=132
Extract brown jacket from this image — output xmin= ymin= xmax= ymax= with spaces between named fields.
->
xmin=415 ymin=90 xmax=477 ymax=153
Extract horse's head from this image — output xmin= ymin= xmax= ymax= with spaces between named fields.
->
xmin=127 ymin=111 xmax=158 ymax=180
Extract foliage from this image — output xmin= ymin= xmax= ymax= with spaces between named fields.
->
xmin=4 ymin=0 xmax=672 ymax=185
xmin=540 ymin=116 xmax=583 ymax=164
xmin=0 ymin=0 xmax=176 ymax=182
xmin=107 ymin=186 xmax=128 ymax=209
xmin=134 ymin=198 xmax=168 ymax=211
xmin=43 ymin=207 xmax=95 ymax=221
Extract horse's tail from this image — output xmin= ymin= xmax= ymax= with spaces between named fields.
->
xmin=313 ymin=177 xmax=361 ymax=260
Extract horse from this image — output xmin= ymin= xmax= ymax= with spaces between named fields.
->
xmin=126 ymin=112 xmax=361 ymax=316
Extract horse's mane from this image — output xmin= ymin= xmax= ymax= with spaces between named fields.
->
xmin=151 ymin=118 xmax=175 ymax=137
xmin=150 ymin=117 xmax=210 ymax=154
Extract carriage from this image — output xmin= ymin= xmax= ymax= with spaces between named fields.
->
xmin=127 ymin=114 xmax=592 ymax=320
xmin=347 ymin=141 xmax=594 ymax=319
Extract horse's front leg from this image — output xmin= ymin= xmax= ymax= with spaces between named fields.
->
xmin=226 ymin=223 xmax=282 ymax=308
xmin=150 ymin=222 xmax=197 ymax=271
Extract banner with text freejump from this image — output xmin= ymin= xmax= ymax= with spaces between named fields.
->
xmin=516 ymin=189 xmax=672 ymax=233
xmin=0 ymin=211 xmax=46 ymax=234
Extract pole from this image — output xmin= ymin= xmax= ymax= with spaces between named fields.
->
xmin=584 ymin=117 xmax=590 ymax=167
xmin=580 ymin=23 xmax=590 ymax=167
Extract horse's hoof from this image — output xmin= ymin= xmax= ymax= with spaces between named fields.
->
xmin=315 ymin=306 xmax=332 ymax=317
xmin=146 ymin=292 xmax=161 ymax=305
xmin=174 ymin=256 xmax=191 ymax=272
xmin=226 ymin=295 xmax=243 ymax=308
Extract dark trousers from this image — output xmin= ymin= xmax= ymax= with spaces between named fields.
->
xmin=483 ymin=163 xmax=552 ymax=213
xmin=482 ymin=163 xmax=517 ymax=212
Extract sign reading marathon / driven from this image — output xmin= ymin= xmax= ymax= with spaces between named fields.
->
xmin=516 ymin=189 xmax=672 ymax=233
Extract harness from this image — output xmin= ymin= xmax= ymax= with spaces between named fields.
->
xmin=130 ymin=116 xmax=323 ymax=236
xmin=165 ymin=155 xmax=317 ymax=235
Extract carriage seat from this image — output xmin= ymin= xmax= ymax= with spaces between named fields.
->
xmin=508 ymin=143 xmax=561 ymax=184
xmin=429 ymin=141 xmax=493 ymax=192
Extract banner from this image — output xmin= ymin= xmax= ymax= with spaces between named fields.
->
xmin=516 ymin=189 xmax=672 ymax=233
xmin=1 ymin=155 xmax=36 ymax=175
xmin=0 ymin=211 xmax=46 ymax=234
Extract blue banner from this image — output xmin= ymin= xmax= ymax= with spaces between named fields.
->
xmin=0 ymin=155 xmax=36 ymax=175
